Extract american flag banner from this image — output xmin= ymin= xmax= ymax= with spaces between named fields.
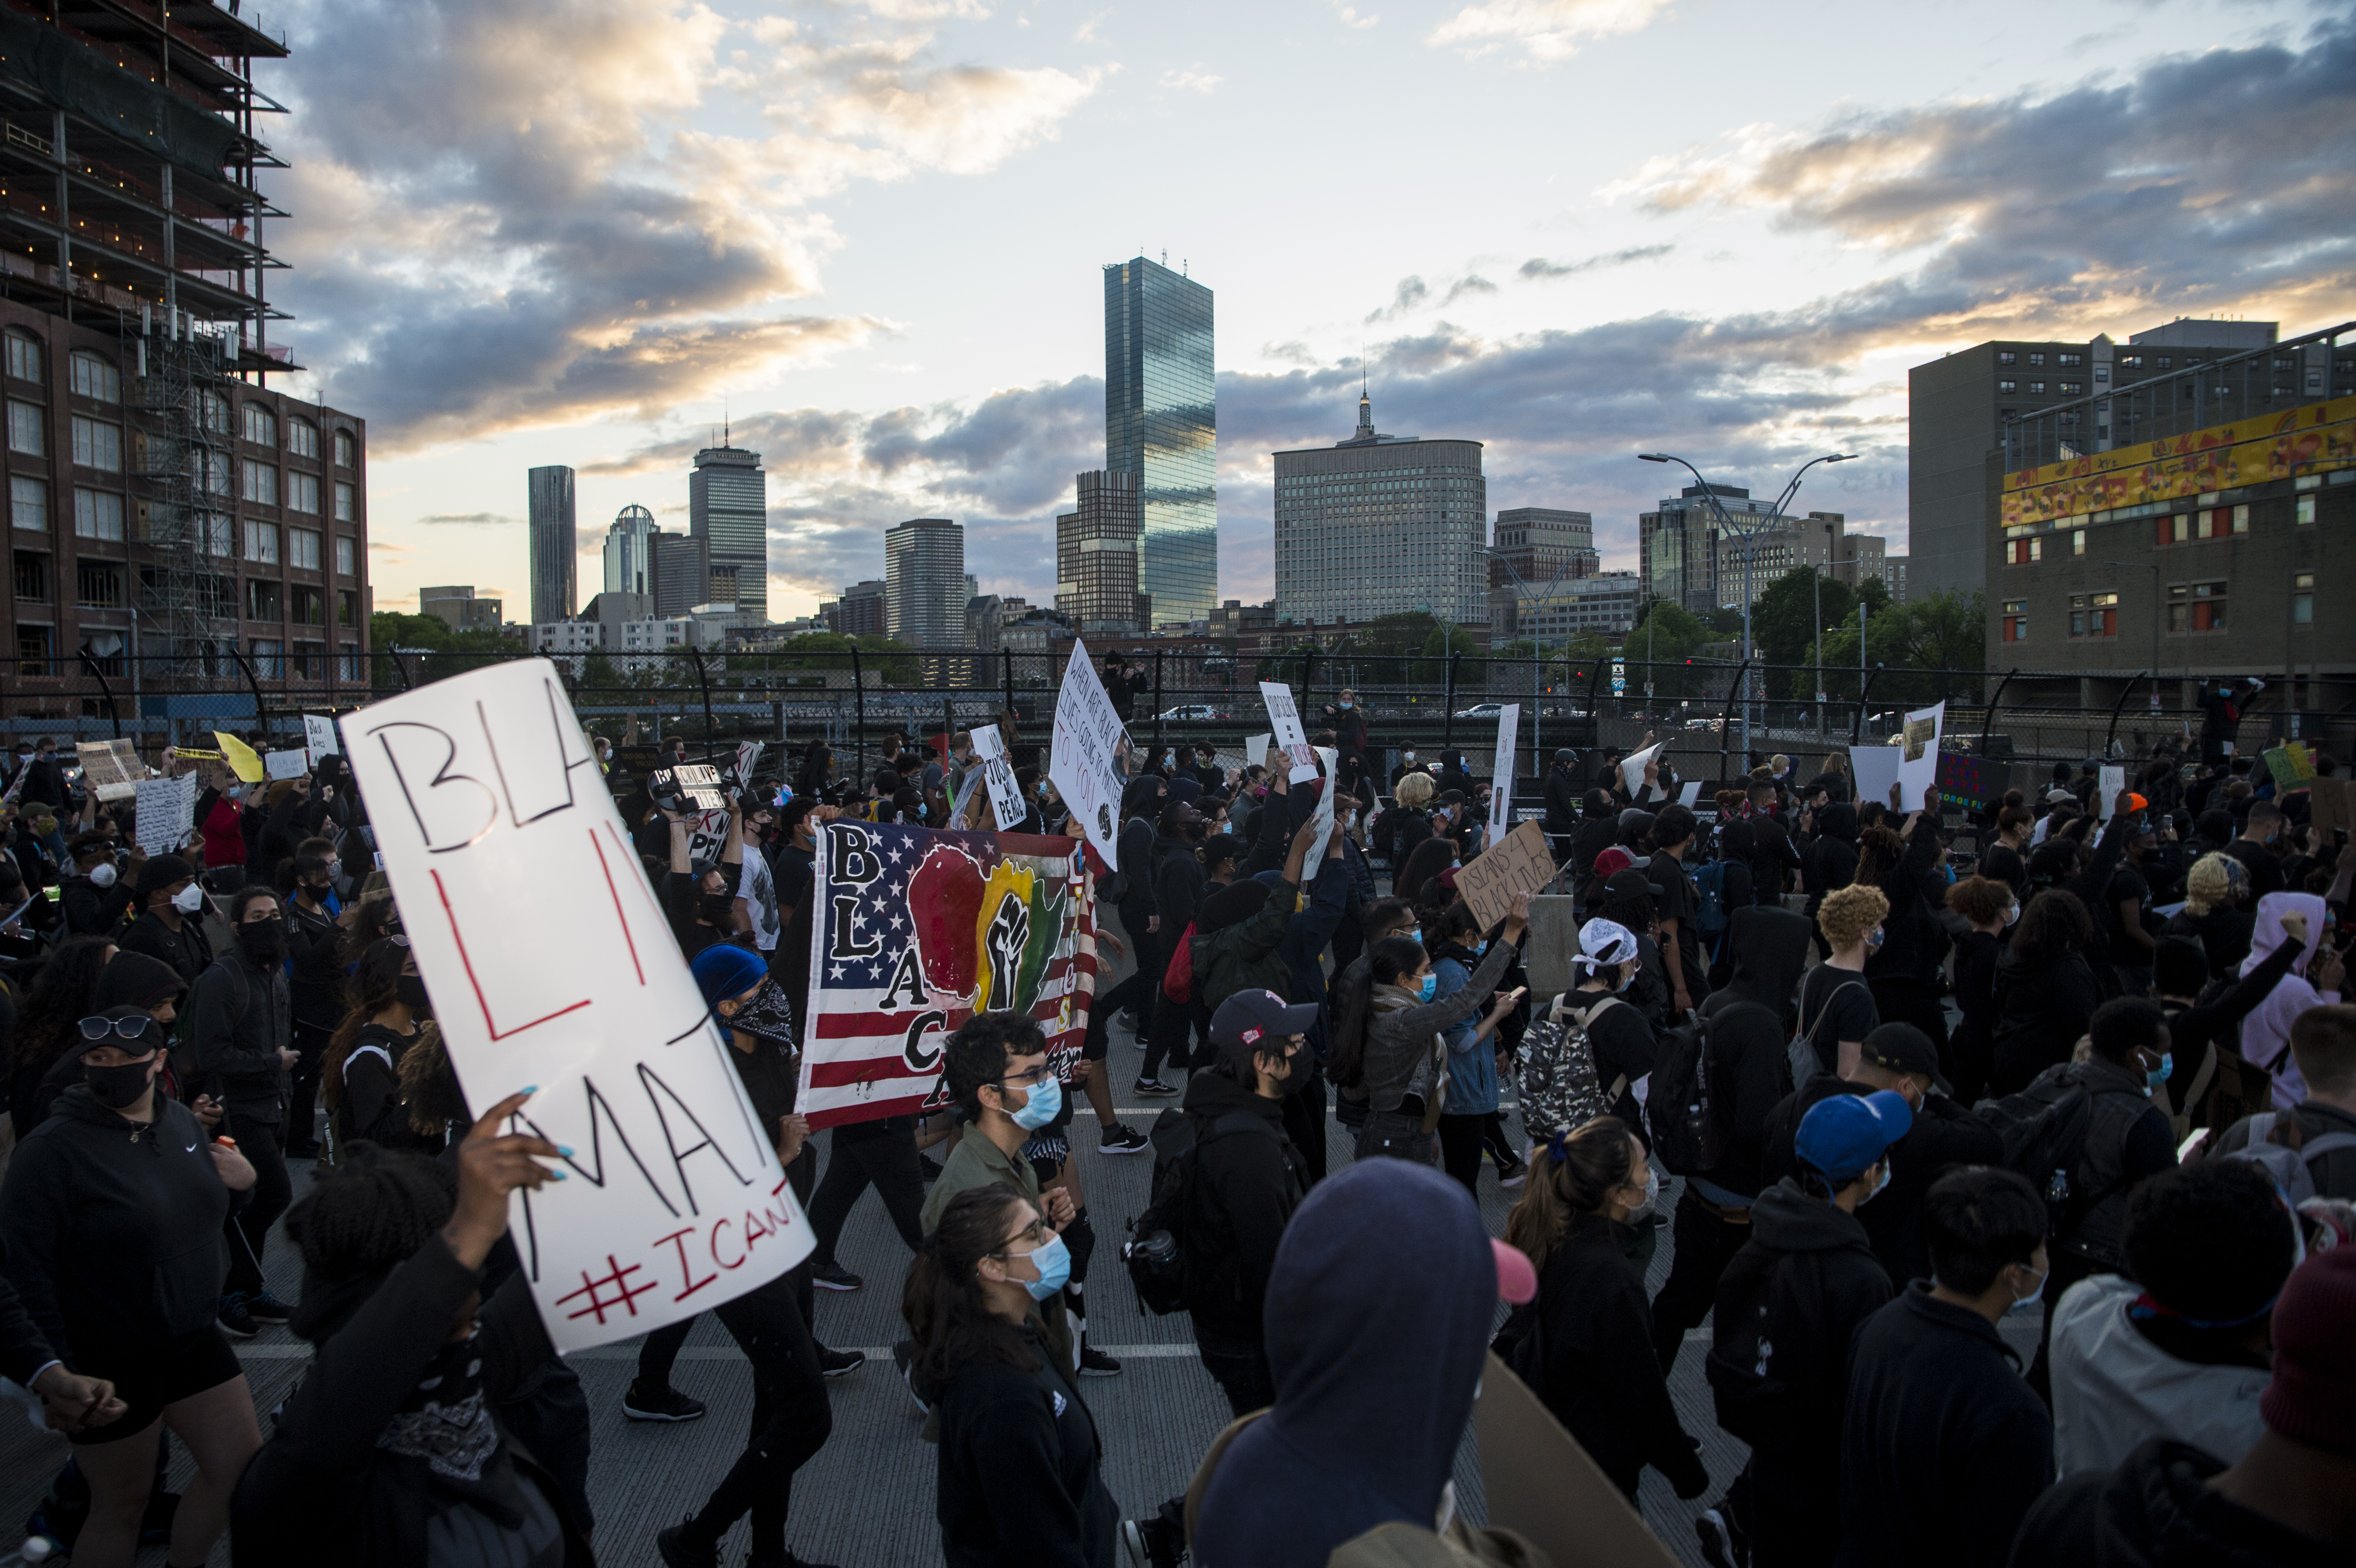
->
xmin=797 ymin=819 xmax=1097 ymax=1128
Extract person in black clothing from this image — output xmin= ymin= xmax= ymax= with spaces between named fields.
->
xmin=1542 ymin=749 xmax=1583 ymax=863
xmin=232 ymin=1098 xmax=582 ymax=1568
xmin=1565 ymin=786 xmax=1619 ymax=887
xmin=1648 ymin=802 xmax=1704 ymax=1020
xmin=1947 ymin=875 xmax=2017 ymax=1104
xmin=1139 ymin=798 xmax=1210 ymax=1094
xmin=320 ymin=937 xmax=440 ymax=1156
xmin=1982 ymin=804 xmax=2032 ymax=896
xmin=2 ymin=1006 xmax=261 ymax=1568
xmin=2104 ymin=815 xmax=2161 ymax=995
xmin=17 ymin=950 xmax=198 ymax=1139
xmin=0 ymin=1269 xmax=125 ymax=1434
xmin=58 ymin=830 xmax=138 ymax=938
xmin=115 ymin=853 xmax=212 ymax=996
xmin=659 ymin=801 xmax=746 ymax=960
xmin=1522 ymin=917 xmax=1657 ymax=1144
xmin=1857 ymin=784 xmax=1953 ymax=1065
xmin=2223 ymin=800 xmax=2290 ymax=903
xmin=1500 ymin=1116 xmax=1709 ymax=1503
xmin=6 ymin=934 xmax=117 ymax=1141
xmin=1702 ymin=818 xmax=1758 ymax=991
xmin=1100 ymin=654 xmax=1148 ymax=722
xmin=906 ymin=1184 xmax=1117 ymax=1568
xmin=1992 ymin=804 xmax=2129 ymax=1093
xmin=1705 ymin=1090 xmax=1907 ymax=1568
xmin=281 ymin=851 xmax=348 ymax=1159
xmin=1803 ymin=800 xmax=1860 ymax=957
xmin=2152 ymin=918 xmax=2310 ymax=1122
xmin=1837 ymin=1166 xmax=2055 ymax=1568
xmin=2195 ymin=675 xmax=2264 ymax=768
xmin=191 ymin=883 xmax=297 ymax=1335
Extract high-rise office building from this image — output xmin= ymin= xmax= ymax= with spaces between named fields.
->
xmin=526 ymin=466 xmax=577 ymax=625
xmin=1490 ymin=507 xmax=1599 ymax=588
xmin=1639 ymin=483 xmax=1789 ymax=614
xmin=652 ymin=532 xmax=709 ymax=620
xmin=1104 ymin=255 xmax=1215 ymax=627
xmin=1273 ymin=392 xmax=1487 ymax=626
xmin=602 ymin=502 xmax=659 ymax=598
xmin=690 ymin=442 xmax=766 ymax=620
xmin=1056 ymin=469 xmax=1147 ymax=634
xmin=819 ymin=580 xmax=887 ymax=638
xmin=884 ymin=518 xmax=965 ymax=644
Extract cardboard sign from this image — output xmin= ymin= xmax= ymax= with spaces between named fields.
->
xmin=1474 ymin=1350 xmax=1682 ymax=1568
xmin=304 ymin=713 xmax=341 ymax=766
xmin=1487 ymin=703 xmax=1521 ymax=844
xmin=76 ymin=737 xmax=143 ymax=801
xmin=265 ymin=748 xmax=310 ymax=782
xmin=2309 ymin=774 xmax=2351 ymax=838
xmin=337 ymin=659 xmax=806 ymax=1353
xmin=970 ymin=723 xmax=1027 ymax=833
xmin=1455 ymin=819 xmax=1555 ymax=934
xmin=2263 ymin=743 xmax=2314 ymax=791
xmin=1258 ymin=681 xmax=1318 ymax=783
xmin=1848 ymin=742 xmax=1903 ymax=809
xmin=1898 ymin=700 xmax=1945 ymax=801
xmin=731 ymin=740 xmax=764 ymax=789
xmin=132 ymin=773 xmax=198 ymax=855
xmin=1048 ymin=637 xmax=1131 ymax=871
xmin=1618 ymin=742 xmax=1661 ymax=798
xmin=1299 ymin=747 xmax=1340 ymax=885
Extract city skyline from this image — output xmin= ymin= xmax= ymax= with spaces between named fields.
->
xmin=249 ymin=0 xmax=2355 ymax=620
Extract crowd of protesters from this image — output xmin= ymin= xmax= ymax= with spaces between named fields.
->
xmin=0 ymin=672 xmax=2351 ymax=1568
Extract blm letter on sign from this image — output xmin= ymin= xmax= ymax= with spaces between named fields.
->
xmin=339 ymin=659 xmax=807 ymax=1352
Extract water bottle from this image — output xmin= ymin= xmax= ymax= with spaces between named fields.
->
xmin=2046 ymin=1167 xmax=2071 ymax=1206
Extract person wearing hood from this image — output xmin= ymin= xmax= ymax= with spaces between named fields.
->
xmin=1190 ymin=820 xmax=1331 ymax=1026
xmin=1947 ymin=875 xmax=2017 ymax=1104
xmin=1566 ymin=786 xmax=1620 ymax=887
xmin=59 ymin=830 xmax=139 ymax=938
xmin=1646 ymin=903 xmax=1814 ymax=1371
xmin=1190 ymin=1160 xmax=1515 ymax=1568
xmin=1837 ymin=1165 xmax=2055 ymax=1568
xmin=2236 ymin=890 xmax=2345 ymax=1109
xmin=231 ymin=1100 xmax=586 ymax=1568
xmin=1804 ymin=799 xmax=1860 ymax=956
xmin=1434 ymin=750 xmax=1473 ymax=799
xmin=2150 ymin=915 xmax=2311 ymax=1127
xmin=1135 ymin=797 xmax=1212 ymax=1096
xmin=1991 ymin=887 xmax=2107 ymax=1096
xmin=191 ymin=882 xmax=298 ymax=1336
xmin=2048 ymin=1161 xmax=2292 ymax=1481
xmin=1103 ymin=774 xmax=1169 ymax=1036
xmin=1705 ymin=1090 xmax=1905 ymax=1568
xmin=2011 ymin=1245 xmax=2356 ymax=1568
xmin=1501 ymin=1116 xmax=1711 ymax=1503
xmin=115 ymin=852 xmax=214 ymax=996
xmin=1542 ymin=748 xmax=1583 ymax=862
xmin=1354 ymin=894 xmax=1528 ymax=1164
xmin=1 ymin=1005 xmax=260 ymax=1568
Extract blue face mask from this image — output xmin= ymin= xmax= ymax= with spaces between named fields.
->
xmin=1017 ymin=1233 xmax=1071 ymax=1301
xmin=1008 ymin=1074 xmax=1062 ymax=1132
xmin=1473 ymin=939 xmax=1489 ymax=956
xmin=1417 ymin=974 xmax=1438 ymax=1003
xmin=2146 ymin=1053 xmax=2173 ymax=1093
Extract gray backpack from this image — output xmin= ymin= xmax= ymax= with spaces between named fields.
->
xmin=2226 ymin=1112 xmax=2356 ymax=1205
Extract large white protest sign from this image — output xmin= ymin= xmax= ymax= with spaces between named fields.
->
xmin=1300 ymin=746 xmax=1340 ymax=884
xmin=1848 ymin=743 xmax=1903 ymax=808
xmin=1898 ymin=700 xmax=1945 ymax=802
xmin=2097 ymin=764 xmax=2128 ymax=824
xmin=304 ymin=713 xmax=341 ymax=767
xmin=685 ymin=809 xmax=731 ymax=873
xmin=338 ymin=659 xmax=805 ymax=1353
xmin=1244 ymin=733 xmax=1271 ymax=776
xmin=1048 ymin=637 xmax=1129 ymax=871
xmin=732 ymin=741 xmax=763 ymax=789
xmin=1258 ymin=682 xmax=1318 ymax=782
xmin=970 ymin=723 xmax=1027 ymax=833
xmin=133 ymin=774 xmax=198 ymax=855
xmin=1488 ymin=704 xmax=1521 ymax=844
xmin=265 ymin=748 xmax=310 ymax=782
xmin=1619 ymin=742 xmax=1662 ymax=799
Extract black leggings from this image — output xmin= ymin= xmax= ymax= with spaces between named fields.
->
xmin=1143 ymin=996 xmax=1210 ymax=1081
xmin=222 ymin=1117 xmax=291 ymax=1298
xmin=643 ymin=1144 xmax=822 ymax=1384
xmin=680 ymin=1275 xmax=834 ymax=1559
xmin=807 ymin=1122 xmax=927 ymax=1265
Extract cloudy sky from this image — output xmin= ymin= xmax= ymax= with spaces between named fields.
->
xmin=254 ymin=0 xmax=2356 ymax=618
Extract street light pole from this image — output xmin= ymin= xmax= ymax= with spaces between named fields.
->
xmin=1639 ymin=449 xmax=1856 ymax=765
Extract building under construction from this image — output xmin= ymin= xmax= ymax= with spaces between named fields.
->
xmin=0 ymin=1 xmax=369 ymax=734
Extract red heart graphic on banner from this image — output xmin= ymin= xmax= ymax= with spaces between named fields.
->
xmin=909 ymin=842 xmax=986 ymax=1001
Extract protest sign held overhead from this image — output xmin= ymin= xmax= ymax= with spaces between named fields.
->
xmin=337 ymin=659 xmax=805 ymax=1354
xmin=1258 ymin=681 xmax=1318 ymax=782
xmin=1299 ymin=746 xmax=1339 ymax=884
xmin=1487 ymin=703 xmax=1520 ymax=843
xmin=303 ymin=712 xmax=341 ymax=767
xmin=1898 ymin=700 xmax=1945 ymax=800
xmin=133 ymin=774 xmax=199 ymax=855
xmin=1456 ymin=819 xmax=1556 ymax=933
xmin=970 ymin=723 xmax=1027 ymax=833
xmin=1848 ymin=743 xmax=1902 ymax=807
xmin=798 ymin=819 xmax=1096 ymax=1128
xmin=1618 ymin=741 xmax=1662 ymax=799
xmin=264 ymin=749 xmax=310 ymax=782
xmin=1048 ymin=636 xmax=1129 ymax=870
xmin=75 ymin=738 xmax=143 ymax=801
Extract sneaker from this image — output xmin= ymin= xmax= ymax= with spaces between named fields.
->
xmin=1080 ymin=1343 xmax=1123 ymax=1377
xmin=622 ymin=1379 xmax=708 ymax=1422
xmin=1496 ymin=1158 xmax=1528 ymax=1190
xmin=1115 ymin=1010 xmax=1141 ymax=1034
xmin=810 ymin=1259 xmax=864 ymax=1292
xmin=1122 ymin=1515 xmax=1184 ymax=1568
xmin=917 ymin=1154 xmax=944 ymax=1182
xmin=818 ymin=1345 xmax=866 ymax=1377
xmin=1098 ymin=1123 xmax=1151 ymax=1156
xmin=243 ymin=1290 xmax=294 ymax=1325
xmin=216 ymin=1293 xmax=258 ymax=1340
xmin=1133 ymin=1078 xmax=1179 ymax=1098
xmin=656 ymin=1522 xmax=720 ymax=1568
xmin=1695 ymin=1505 xmax=1749 ymax=1568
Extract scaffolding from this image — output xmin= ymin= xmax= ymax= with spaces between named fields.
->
xmin=131 ymin=313 xmax=235 ymax=675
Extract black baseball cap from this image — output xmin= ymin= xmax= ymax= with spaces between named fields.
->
xmin=1858 ymin=1022 xmax=1951 ymax=1096
xmin=1210 ymin=989 xmax=1319 ymax=1051
xmin=1603 ymin=865 xmax=1666 ymax=901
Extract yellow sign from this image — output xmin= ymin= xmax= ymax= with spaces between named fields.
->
xmin=1999 ymin=393 xmax=2356 ymax=529
xmin=212 ymin=731 xmax=265 ymax=783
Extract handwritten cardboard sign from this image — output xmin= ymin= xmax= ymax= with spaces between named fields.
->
xmin=971 ymin=723 xmax=1027 ymax=833
xmin=75 ymin=738 xmax=143 ymax=802
xmin=2310 ymin=775 xmax=2351 ymax=838
xmin=1048 ymin=636 xmax=1130 ymax=871
xmin=1474 ymin=1350 xmax=1682 ymax=1568
xmin=265 ymin=748 xmax=311 ymax=782
xmin=132 ymin=773 xmax=198 ymax=855
xmin=1259 ymin=681 xmax=1318 ymax=783
xmin=1455 ymin=819 xmax=1555 ymax=934
xmin=338 ymin=659 xmax=805 ymax=1353
xmin=304 ymin=713 xmax=341 ymax=766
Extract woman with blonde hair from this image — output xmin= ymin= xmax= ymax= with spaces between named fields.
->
xmin=1385 ymin=769 xmax=1437 ymax=871
xmin=1499 ymin=1117 xmax=1708 ymax=1503
xmin=1798 ymin=883 xmax=1887 ymax=1080
xmin=2161 ymin=850 xmax=2255 ymax=984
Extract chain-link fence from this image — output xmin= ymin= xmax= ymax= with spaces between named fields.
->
xmin=8 ymin=645 xmax=2344 ymax=806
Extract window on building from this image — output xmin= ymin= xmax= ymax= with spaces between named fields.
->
xmin=2158 ymin=356 xmax=2176 ymax=370
xmin=291 ymin=585 xmax=324 ymax=625
xmin=333 ymin=480 xmax=355 ymax=522
xmin=14 ymin=550 xmax=47 ymax=602
xmin=286 ymin=471 xmax=319 ymax=514
xmin=2059 ymin=352 xmax=2083 ymax=367
xmin=2072 ymin=529 xmax=2086 ymax=555
xmin=10 ymin=475 xmax=44 ymax=533
xmin=68 ymin=351 xmax=119 ymax=403
xmin=70 ymin=415 xmax=120 ymax=471
xmin=242 ymin=403 xmax=277 ymax=447
xmin=16 ymin=623 xmax=52 ymax=676
xmin=207 ymin=513 xmax=234 ymax=557
xmin=2059 ymin=381 xmax=2083 ymax=395
xmin=2095 ymin=368 xmax=2109 ymax=383
xmin=1998 ymin=350 xmax=2017 ymax=366
xmin=2002 ymin=599 xmax=2029 ymax=641
xmin=247 ymin=579 xmax=282 ymax=621
xmin=2008 ymin=536 xmax=2042 ymax=565
xmin=75 ymin=561 xmax=122 ymax=609
xmin=289 ymin=528 xmax=321 ymax=570
xmin=333 ymin=534 xmax=355 ymax=576
xmin=242 ymin=460 xmax=278 ymax=506
xmin=244 ymin=520 xmax=278 ymax=564
xmin=197 ymin=388 xmax=229 ymax=435
xmin=7 ymin=399 xmax=42 ymax=456
xmin=338 ymin=588 xmax=358 ymax=627
xmin=72 ymin=489 xmax=124 ymax=542
xmin=338 ymin=643 xmax=360 ymax=682
xmin=198 ymin=452 xmax=229 ymax=495
xmin=5 ymin=329 xmax=39 ymax=384
xmin=333 ymin=429 xmax=355 ymax=468
xmin=2028 ymin=381 xmax=2046 ymax=394
xmin=287 ymin=418 xmax=318 ymax=458
xmin=2296 ymin=494 xmax=2316 ymax=525
xmin=2227 ymin=504 xmax=2249 ymax=534
xmin=2029 ymin=352 xmax=2046 ymax=367
xmin=2168 ymin=580 xmax=2227 ymax=633
xmin=2294 ymin=572 xmax=2314 ymax=625
xmin=250 ymin=638 xmax=283 ymax=677
xmin=1998 ymin=380 xmax=2017 ymax=393
xmin=2069 ymin=591 xmax=2119 ymax=638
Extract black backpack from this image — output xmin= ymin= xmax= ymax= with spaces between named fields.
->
xmin=1972 ymin=1079 xmax=2100 ymax=1237
xmin=1647 ymin=1004 xmax=1760 ymax=1176
xmin=1705 ymin=1239 xmax=1827 ymax=1448
xmin=1123 ymin=1108 xmax=1279 ymax=1316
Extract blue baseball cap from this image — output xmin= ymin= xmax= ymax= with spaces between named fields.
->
xmin=1794 ymin=1089 xmax=1913 ymax=1184
xmin=690 ymin=943 xmax=767 ymax=1010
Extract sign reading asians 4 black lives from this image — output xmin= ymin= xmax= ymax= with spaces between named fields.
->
xmin=338 ymin=659 xmax=807 ymax=1353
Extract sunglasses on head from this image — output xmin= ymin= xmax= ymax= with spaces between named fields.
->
xmin=76 ymin=1015 xmax=157 ymax=1044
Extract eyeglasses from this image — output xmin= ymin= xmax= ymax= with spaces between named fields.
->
xmin=76 ymin=1016 xmax=157 ymax=1044
xmin=993 ymin=1065 xmax=1051 ymax=1089
xmin=991 ymin=1218 xmax=1047 ymax=1255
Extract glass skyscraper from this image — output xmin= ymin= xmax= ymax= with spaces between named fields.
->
xmin=1104 ymin=256 xmax=1215 ymax=628
xmin=690 ymin=443 xmax=767 ymax=620
xmin=602 ymin=502 xmax=659 ymax=599
xmin=526 ymin=465 xmax=577 ymax=625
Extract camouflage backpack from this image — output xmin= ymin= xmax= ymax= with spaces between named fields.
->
xmin=1518 ymin=994 xmax=1631 ymax=1145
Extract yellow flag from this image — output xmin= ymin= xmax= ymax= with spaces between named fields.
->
xmin=213 ymin=731 xmax=265 ymax=783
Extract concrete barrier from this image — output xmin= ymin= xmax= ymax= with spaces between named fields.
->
xmin=1525 ymin=894 xmax=1581 ymax=997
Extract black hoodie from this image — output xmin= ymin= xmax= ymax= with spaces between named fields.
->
xmin=2009 ymin=1437 xmax=2340 ymax=1568
xmin=1179 ymin=1069 xmax=1309 ymax=1348
xmin=0 ymin=1085 xmax=229 ymax=1358
xmin=1692 ymin=906 xmax=1813 ymax=1200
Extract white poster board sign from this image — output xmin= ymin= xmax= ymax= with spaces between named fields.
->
xmin=133 ymin=773 xmax=198 ymax=855
xmin=1679 ymin=780 xmax=1703 ymax=809
xmin=1300 ymin=746 xmax=1340 ymax=884
xmin=265 ymin=748 xmax=310 ymax=782
xmin=1488 ymin=704 xmax=1521 ymax=844
xmin=1258 ymin=682 xmax=1318 ymax=783
xmin=338 ymin=658 xmax=805 ymax=1353
xmin=1048 ymin=636 xmax=1130 ymax=871
xmin=1619 ymin=742 xmax=1662 ymax=799
xmin=949 ymin=762 xmax=989 ymax=826
xmin=1848 ymin=743 xmax=1904 ymax=809
xmin=2097 ymin=764 xmax=2128 ymax=824
xmin=1244 ymin=734 xmax=1272 ymax=776
xmin=1898 ymin=700 xmax=1945 ymax=802
xmin=970 ymin=723 xmax=1027 ymax=834
xmin=686 ymin=809 xmax=731 ymax=872
xmin=732 ymin=740 xmax=764 ymax=788
xmin=304 ymin=713 xmax=341 ymax=767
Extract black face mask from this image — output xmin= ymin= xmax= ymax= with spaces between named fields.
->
xmin=84 ymin=1055 xmax=156 ymax=1111
xmin=698 ymin=891 xmax=736 ymax=926
xmin=396 ymin=974 xmax=432 ymax=1015
xmin=236 ymin=919 xmax=286 ymax=963
xmin=1278 ymin=1048 xmax=1315 ymax=1094
xmin=730 ymin=980 xmax=797 ymax=1047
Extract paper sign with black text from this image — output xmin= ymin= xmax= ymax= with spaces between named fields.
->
xmin=304 ymin=713 xmax=341 ymax=767
xmin=1299 ymin=747 xmax=1339 ymax=884
xmin=2097 ymin=764 xmax=2127 ymax=823
xmin=337 ymin=659 xmax=805 ymax=1354
xmin=265 ymin=749 xmax=310 ymax=782
xmin=133 ymin=774 xmax=198 ymax=855
xmin=75 ymin=738 xmax=143 ymax=802
xmin=970 ymin=724 xmax=1027 ymax=833
xmin=1048 ymin=637 xmax=1130 ymax=871
xmin=1258 ymin=682 xmax=1318 ymax=782
xmin=1488 ymin=704 xmax=1520 ymax=843
xmin=1455 ymin=819 xmax=1555 ymax=934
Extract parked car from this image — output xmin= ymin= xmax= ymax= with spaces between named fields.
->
xmin=1155 ymin=704 xmax=1229 ymax=721
xmin=1452 ymin=702 xmax=1508 ymax=719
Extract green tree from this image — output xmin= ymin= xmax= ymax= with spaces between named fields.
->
xmin=1857 ymin=575 xmax=1892 ymax=617
xmin=1816 ymin=590 xmax=1988 ymax=705
xmin=1750 ymin=567 xmax=1858 ymax=699
xmin=1706 ymin=606 xmax=1745 ymax=636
